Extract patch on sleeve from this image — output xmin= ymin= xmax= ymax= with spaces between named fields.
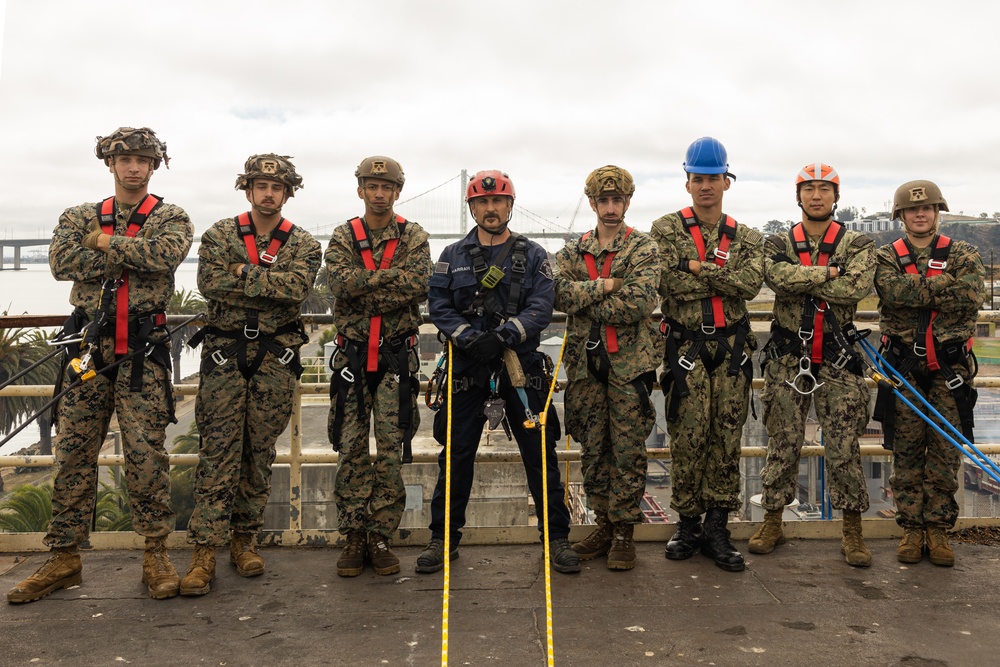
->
xmin=765 ymin=234 xmax=787 ymax=252
xmin=539 ymin=259 xmax=554 ymax=280
xmin=744 ymin=228 xmax=763 ymax=245
xmin=850 ymin=234 xmax=874 ymax=249
xmin=434 ymin=261 xmax=450 ymax=274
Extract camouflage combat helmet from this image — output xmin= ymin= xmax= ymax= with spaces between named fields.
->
xmin=892 ymin=180 xmax=949 ymax=220
xmin=584 ymin=165 xmax=635 ymax=198
xmin=355 ymin=156 xmax=405 ymax=190
xmin=95 ymin=127 xmax=169 ymax=169
xmin=235 ymin=154 xmax=303 ymax=196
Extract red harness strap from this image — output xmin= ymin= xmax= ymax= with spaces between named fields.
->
xmin=791 ymin=221 xmax=843 ymax=365
xmin=99 ymin=195 xmax=162 ymax=354
xmin=237 ymin=213 xmax=294 ymax=268
xmin=681 ymin=208 xmax=737 ymax=332
xmin=349 ymin=216 xmax=405 ymax=372
xmin=892 ymin=234 xmax=953 ymax=370
xmin=581 ymin=227 xmax=633 ymax=353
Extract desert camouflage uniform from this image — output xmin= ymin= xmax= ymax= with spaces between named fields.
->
xmin=187 ymin=217 xmax=321 ymax=546
xmin=326 ymin=218 xmax=431 ymax=538
xmin=759 ymin=226 xmax=875 ymax=513
xmin=650 ymin=211 xmax=763 ymax=515
xmin=45 ymin=198 xmax=193 ymax=548
xmin=875 ymin=238 xmax=985 ymax=529
xmin=554 ymin=225 xmax=660 ymax=524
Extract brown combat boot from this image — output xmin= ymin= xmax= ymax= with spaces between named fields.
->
xmin=606 ymin=523 xmax=636 ymax=571
xmin=748 ymin=510 xmax=786 ymax=555
xmin=180 ymin=545 xmax=216 ymax=596
xmin=572 ymin=520 xmax=614 ymax=560
xmin=367 ymin=533 xmax=400 ymax=576
xmin=6 ymin=547 xmax=82 ymax=604
xmin=841 ymin=510 xmax=872 ymax=567
xmin=230 ymin=532 xmax=265 ymax=578
xmin=142 ymin=537 xmax=180 ymax=600
xmin=896 ymin=527 xmax=925 ymax=564
xmin=336 ymin=532 xmax=367 ymax=577
xmin=925 ymin=526 xmax=955 ymax=567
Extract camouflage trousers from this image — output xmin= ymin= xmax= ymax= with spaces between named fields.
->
xmin=665 ymin=344 xmax=749 ymax=516
xmin=564 ymin=373 xmax=651 ymax=524
xmin=45 ymin=335 xmax=174 ymax=548
xmin=760 ymin=355 xmax=871 ymax=513
xmin=187 ymin=342 xmax=297 ymax=546
xmin=331 ymin=351 xmax=418 ymax=538
xmin=889 ymin=365 xmax=969 ymax=529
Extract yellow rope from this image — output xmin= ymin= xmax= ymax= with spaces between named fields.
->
xmin=538 ymin=333 xmax=568 ymax=667
xmin=441 ymin=342 xmax=453 ymax=667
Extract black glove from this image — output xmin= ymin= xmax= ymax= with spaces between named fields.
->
xmin=467 ymin=330 xmax=506 ymax=364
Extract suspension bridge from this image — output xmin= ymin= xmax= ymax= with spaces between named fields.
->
xmin=308 ymin=170 xmax=583 ymax=241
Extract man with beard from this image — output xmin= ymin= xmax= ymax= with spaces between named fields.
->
xmin=181 ymin=154 xmax=320 ymax=596
xmin=416 ymin=169 xmax=579 ymax=575
xmin=554 ymin=166 xmax=660 ymax=570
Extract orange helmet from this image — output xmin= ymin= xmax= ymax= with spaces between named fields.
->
xmin=795 ymin=163 xmax=840 ymax=188
xmin=466 ymin=170 xmax=515 ymax=202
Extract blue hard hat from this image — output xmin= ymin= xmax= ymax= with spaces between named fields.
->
xmin=683 ymin=137 xmax=731 ymax=176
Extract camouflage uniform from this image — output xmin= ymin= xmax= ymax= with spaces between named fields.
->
xmin=187 ymin=217 xmax=321 ymax=546
xmin=760 ymin=227 xmax=875 ymax=513
xmin=650 ymin=211 xmax=763 ymax=515
xmin=46 ymin=198 xmax=193 ymax=548
xmin=554 ymin=225 xmax=660 ymax=524
xmin=326 ymin=217 xmax=431 ymax=538
xmin=875 ymin=238 xmax=985 ymax=529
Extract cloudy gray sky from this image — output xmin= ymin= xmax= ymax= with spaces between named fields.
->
xmin=1 ymin=0 xmax=998 ymax=241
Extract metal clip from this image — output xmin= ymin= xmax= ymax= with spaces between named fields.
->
xmin=928 ymin=259 xmax=947 ymax=271
xmin=701 ymin=324 xmax=716 ymax=335
xmin=678 ymin=355 xmax=696 ymax=371
xmin=829 ymin=349 xmax=851 ymax=370
xmin=244 ymin=323 xmax=260 ymax=340
xmin=278 ymin=348 xmax=295 ymax=365
xmin=211 ymin=349 xmax=228 ymax=367
xmin=945 ymin=375 xmax=965 ymax=390
xmin=912 ymin=341 xmax=927 ymax=357
xmin=797 ymin=327 xmax=814 ymax=343
xmin=785 ymin=355 xmax=824 ymax=395
xmin=585 ymin=339 xmax=601 ymax=351
xmin=713 ymin=248 xmax=730 ymax=261
xmin=259 ymin=252 xmax=277 ymax=265
xmin=340 ymin=367 xmax=355 ymax=383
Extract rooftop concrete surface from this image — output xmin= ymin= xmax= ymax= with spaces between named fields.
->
xmin=2 ymin=539 xmax=998 ymax=666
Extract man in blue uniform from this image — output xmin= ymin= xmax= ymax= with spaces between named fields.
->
xmin=415 ymin=170 xmax=579 ymax=575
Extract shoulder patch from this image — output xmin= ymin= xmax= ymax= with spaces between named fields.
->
xmin=850 ymin=234 xmax=874 ymax=249
xmin=434 ymin=261 xmax=449 ymax=275
xmin=539 ymin=258 xmax=554 ymax=281
xmin=743 ymin=228 xmax=763 ymax=245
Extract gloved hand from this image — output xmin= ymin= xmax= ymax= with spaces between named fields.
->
xmin=467 ymin=330 xmax=506 ymax=364
xmin=82 ymin=220 xmax=104 ymax=251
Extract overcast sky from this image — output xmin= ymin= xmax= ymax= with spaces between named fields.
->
xmin=1 ymin=1 xmax=998 ymax=241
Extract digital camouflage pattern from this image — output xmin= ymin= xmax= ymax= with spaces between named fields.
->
xmin=45 ymin=198 xmax=192 ymax=548
xmin=188 ymin=217 xmax=321 ymax=546
xmin=759 ymin=226 xmax=875 ymax=513
xmin=234 ymin=154 xmax=304 ymax=195
xmin=554 ymin=224 xmax=660 ymax=524
xmin=325 ymin=218 xmax=432 ymax=537
xmin=875 ymin=238 xmax=985 ymax=528
xmin=650 ymin=211 xmax=763 ymax=515
xmin=95 ymin=126 xmax=170 ymax=168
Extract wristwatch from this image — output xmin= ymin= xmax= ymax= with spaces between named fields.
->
xmin=241 ymin=265 xmax=250 ymax=279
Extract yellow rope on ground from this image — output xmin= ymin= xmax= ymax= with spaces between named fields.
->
xmin=441 ymin=342 xmax=453 ymax=667
xmin=538 ymin=333 xmax=568 ymax=667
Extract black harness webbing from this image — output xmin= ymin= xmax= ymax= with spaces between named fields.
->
xmin=189 ymin=320 xmax=308 ymax=381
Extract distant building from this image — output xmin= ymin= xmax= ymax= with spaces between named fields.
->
xmin=841 ymin=214 xmax=900 ymax=233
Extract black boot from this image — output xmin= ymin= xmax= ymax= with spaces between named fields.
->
xmin=700 ymin=508 xmax=745 ymax=572
xmin=665 ymin=515 xmax=703 ymax=561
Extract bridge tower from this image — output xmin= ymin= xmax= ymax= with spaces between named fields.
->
xmin=460 ymin=169 xmax=469 ymax=235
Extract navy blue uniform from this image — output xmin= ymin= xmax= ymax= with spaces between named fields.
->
xmin=427 ymin=229 xmax=571 ymax=543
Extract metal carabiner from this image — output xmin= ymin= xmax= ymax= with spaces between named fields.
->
xmin=785 ymin=355 xmax=825 ymax=395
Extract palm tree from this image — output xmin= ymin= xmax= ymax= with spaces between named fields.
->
xmin=0 ymin=322 xmax=60 ymax=458
xmin=0 ymin=483 xmax=53 ymax=532
xmin=166 ymin=288 xmax=207 ymax=384
xmin=301 ymin=269 xmax=334 ymax=331
xmin=169 ymin=421 xmax=201 ymax=531
xmin=95 ymin=481 xmax=133 ymax=532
